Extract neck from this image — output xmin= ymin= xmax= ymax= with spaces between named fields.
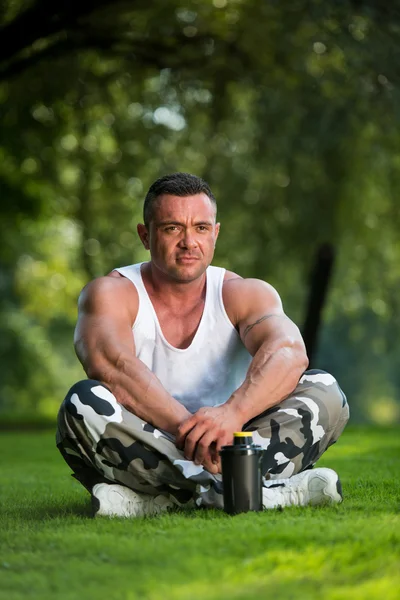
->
xmin=142 ymin=261 xmax=207 ymax=306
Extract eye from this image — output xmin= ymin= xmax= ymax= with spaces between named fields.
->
xmin=165 ymin=226 xmax=178 ymax=232
xmin=197 ymin=225 xmax=208 ymax=232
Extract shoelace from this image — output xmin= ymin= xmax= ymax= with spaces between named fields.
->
xmin=135 ymin=495 xmax=157 ymax=517
xmin=127 ymin=494 xmax=167 ymax=517
xmin=264 ymin=476 xmax=306 ymax=507
xmin=109 ymin=489 xmax=151 ymax=517
xmin=282 ymin=485 xmax=305 ymax=506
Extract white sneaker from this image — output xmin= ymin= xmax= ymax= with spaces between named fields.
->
xmin=92 ymin=483 xmax=174 ymax=518
xmin=262 ymin=468 xmax=343 ymax=509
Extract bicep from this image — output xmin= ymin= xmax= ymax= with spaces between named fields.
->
xmin=74 ymin=278 xmax=136 ymax=376
xmin=241 ymin=313 xmax=305 ymax=356
xmin=233 ymin=280 xmax=305 ymax=356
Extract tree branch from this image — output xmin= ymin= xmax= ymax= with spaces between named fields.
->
xmin=0 ymin=26 xmax=249 ymax=83
xmin=0 ymin=0 xmax=110 ymax=63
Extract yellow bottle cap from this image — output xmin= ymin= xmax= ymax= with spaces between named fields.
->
xmin=233 ymin=432 xmax=253 ymax=437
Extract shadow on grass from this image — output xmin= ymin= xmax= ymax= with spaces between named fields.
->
xmin=3 ymin=492 xmax=229 ymax=524
xmin=2 ymin=498 xmax=93 ymax=522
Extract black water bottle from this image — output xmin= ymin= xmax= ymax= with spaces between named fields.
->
xmin=219 ymin=432 xmax=263 ymax=515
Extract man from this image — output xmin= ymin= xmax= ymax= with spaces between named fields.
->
xmin=57 ymin=172 xmax=349 ymax=517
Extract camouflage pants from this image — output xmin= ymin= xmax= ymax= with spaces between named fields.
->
xmin=56 ymin=369 xmax=349 ymax=509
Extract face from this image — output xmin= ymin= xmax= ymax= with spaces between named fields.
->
xmin=137 ymin=193 xmax=220 ymax=282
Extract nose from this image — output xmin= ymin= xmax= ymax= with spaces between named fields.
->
xmin=179 ymin=229 xmax=198 ymax=249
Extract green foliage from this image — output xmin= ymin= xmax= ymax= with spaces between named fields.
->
xmin=0 ymin=0 xmax=400 ymax=421
xmin=0 ymin=426 xmax=399 ymax=599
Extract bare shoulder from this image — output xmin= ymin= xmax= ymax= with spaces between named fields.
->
xmin=222 ymin=276 xmax=304 ymax=355
xmin=223 ymin=276 xmax=282 ymax=319
xmin=223 ymin=269 xmax=242 ymax=282
xmin=78 ymin=274 xmax=138 ymax=319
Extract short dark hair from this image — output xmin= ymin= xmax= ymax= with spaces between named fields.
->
xmin=143 ymin=172 xmax=216 ymax=226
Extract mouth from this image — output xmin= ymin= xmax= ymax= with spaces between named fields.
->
xmin=176 ymin=256 xmax=200 ymax=263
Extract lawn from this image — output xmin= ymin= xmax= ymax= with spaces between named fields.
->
xmin=0 ymin=426 xmax=399 ymax=600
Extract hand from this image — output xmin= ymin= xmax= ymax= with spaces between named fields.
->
xmin=176 ymin=405 xmax=243 ymax=474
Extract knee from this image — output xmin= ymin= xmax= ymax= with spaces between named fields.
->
xmin=59 ymin=379 xmax=99 ymax=418
xmin=299 ymin=369 xmax=348 ymax=421
xmin=58 ymin=379 xmax=120 ymax=425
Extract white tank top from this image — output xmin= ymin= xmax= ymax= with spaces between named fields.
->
xmin=114 ymin=263 xmax=252 ymax=413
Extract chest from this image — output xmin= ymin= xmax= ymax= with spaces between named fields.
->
xmin=151 ymin=299 xmax=205 ymax=349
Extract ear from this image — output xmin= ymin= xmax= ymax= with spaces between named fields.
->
xmin=137 ymin=223 xmax=150 ymax=250
xmin=214 ymin=222 xmax=220 ymax=244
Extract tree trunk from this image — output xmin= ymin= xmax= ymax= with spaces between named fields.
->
xmin=302 ymin=243 xmax=335 ymax=367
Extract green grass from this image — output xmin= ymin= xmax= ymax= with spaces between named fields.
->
xmin=0 ymin=427 xmax=399 ymax=600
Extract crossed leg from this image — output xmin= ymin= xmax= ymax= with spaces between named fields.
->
xmin=56 ymin=370 xmax=349 ymax=509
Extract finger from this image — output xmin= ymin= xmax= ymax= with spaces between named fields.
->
xmin=176 ymin=415 xmax=197 ymax=448
xmin=209 ymin=442 xmax=217 ymax=462
xmin=184 ymin=424 xmax=207 ymax=461
xmin=216 ymin=432 xmax=233 ymax=455
xmin=194 ymin=430 xmax=218 ymax=466
xmin=202 ymin=457 xmax=219 ymax=474
xmin=209 ymin=445 xmax=221 ymax=471
xmin=214 ymin=456 xmax=222 ymax=472
xmin=199 ymin=443 xmax=219 ymax=474
xmin=214 ymin=435 xmax=232 ymax=471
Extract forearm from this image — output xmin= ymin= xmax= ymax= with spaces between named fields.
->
xmin=87 ymin=357 xmax=190 ymax=436
xmin=225 ymin=341 xmax=308 ymax=424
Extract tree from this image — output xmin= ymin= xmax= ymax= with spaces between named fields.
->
xmin=1 ymin=0 xmax=400 ymax=423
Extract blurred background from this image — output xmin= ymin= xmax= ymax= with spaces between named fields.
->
xmin=1 ymin=0 xmax=399 ymax=427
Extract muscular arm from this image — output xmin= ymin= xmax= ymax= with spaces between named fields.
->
xmin=74 ymin=276 xmax=190 ymax=435
xmin=177 ymin=277 xmax=308 ymax=468
xmin=224 ymin=278 xmax=309 ymax=422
